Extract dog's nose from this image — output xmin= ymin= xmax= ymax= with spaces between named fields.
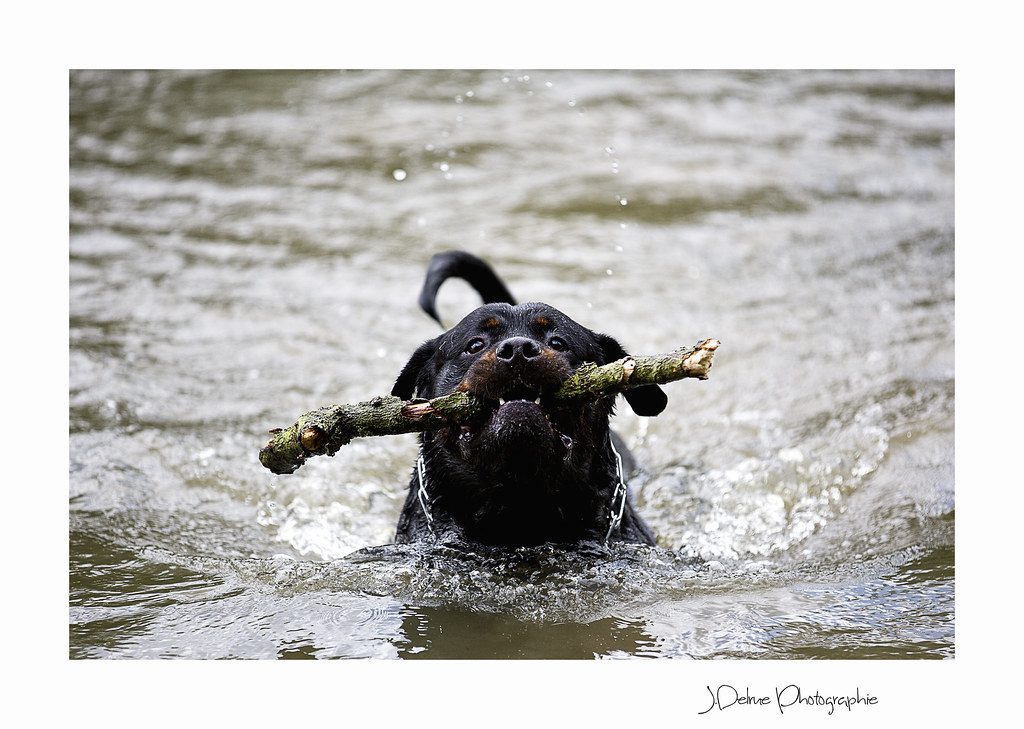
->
xmin=495 ymin=337 xmax=542 ymax=364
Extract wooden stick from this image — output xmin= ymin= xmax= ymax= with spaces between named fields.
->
xmin=258 ymin=339 xmax=719 ymax=475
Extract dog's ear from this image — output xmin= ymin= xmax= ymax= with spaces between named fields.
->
xmin=623 ymin=383 xmax=669 ymax=416
xmin=391 ymin=339 xmax=439 ymax=400
xmin=594 ymin=333 xmax=668 ymax=417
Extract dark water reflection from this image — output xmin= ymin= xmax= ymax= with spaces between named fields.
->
xmin=69 ymin=70 xmax=954 ymax=660
xmin=397 ymin=608 xmax=655 ymax=660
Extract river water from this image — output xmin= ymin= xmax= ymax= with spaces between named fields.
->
xmin=69 ymin=70 xmax=954 ymax=661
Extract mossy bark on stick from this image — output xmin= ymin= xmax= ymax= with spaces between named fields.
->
xmin=259 ymin=338 xmax=719 ymax=475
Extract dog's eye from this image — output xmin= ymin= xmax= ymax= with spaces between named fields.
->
xmin=465 ymin=338 xmax=486 ymax=354
xmin=549 ymin=336 xmax=566 ymax=351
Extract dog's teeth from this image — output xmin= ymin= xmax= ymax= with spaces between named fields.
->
xmin=535 ymin=397 xmax=541 ymax=405
xmin=499 ymin=398 xmax=506 ymax=406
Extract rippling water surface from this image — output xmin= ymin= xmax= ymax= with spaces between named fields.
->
xmin=69 ymin=70 xmax=954 ymax=660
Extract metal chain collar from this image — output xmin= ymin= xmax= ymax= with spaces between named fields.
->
xmin=415 ymin=438 xmax=628 ymax=546
xmin=603 ymin=438 xmax=628 ymax=544
xmin=415 ymin=454 xmax=435 ymax=537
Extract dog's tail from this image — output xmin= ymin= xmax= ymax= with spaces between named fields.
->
xmin=418 ymin=250 xmax=516 ymax=326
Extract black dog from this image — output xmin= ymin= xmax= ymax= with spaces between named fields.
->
xmin=392 ymin=251 xmax=667 ymax=547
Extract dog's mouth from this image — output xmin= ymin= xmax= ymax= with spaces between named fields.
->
xmin=457 ymin=385 xmax=576 ymax=451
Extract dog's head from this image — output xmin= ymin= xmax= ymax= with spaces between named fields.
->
xmin=392 ymin=302 xmax=666 ymax=486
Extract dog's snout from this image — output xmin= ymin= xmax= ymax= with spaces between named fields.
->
xmin=495 ymin=336 xmax=542 ymax=364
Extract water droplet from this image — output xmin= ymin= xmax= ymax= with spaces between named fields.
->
xmin=619 ymin=197 xmax=628 ymax=206
xmin=392 ymin=169 xmax=407 ymax=181
xmin=779 ymin=447 xmax=804 ymax=463
xmin=606 ymin=268 xmax=614 ymax=276
xmin=568 ymin=97 xmax=576 ymax=108
xmin=604 ymin=147 xmax=615 ymax=155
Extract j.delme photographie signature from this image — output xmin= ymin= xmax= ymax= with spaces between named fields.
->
xmin=698 ymin=684 xmax=879 ymax=716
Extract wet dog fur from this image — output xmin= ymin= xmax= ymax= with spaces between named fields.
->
xmin=392 ymin=251 xmax=666 ymax=547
